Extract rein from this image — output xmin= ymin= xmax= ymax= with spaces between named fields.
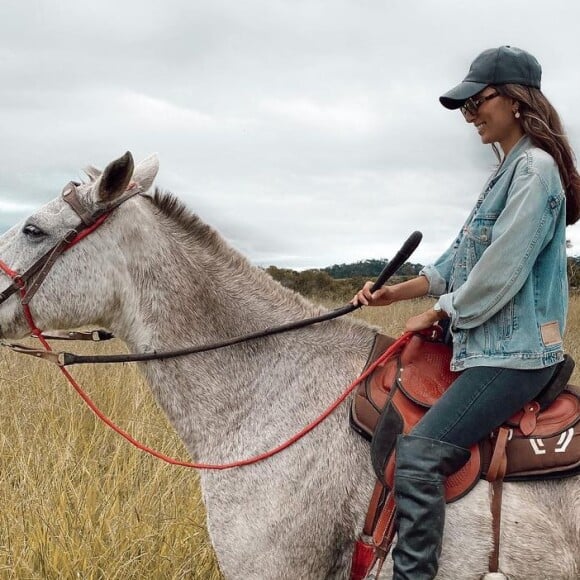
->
xmin=13 ymin=317 xmax=415 ymax=470
xmin=1 ymin=228 xmax=423 ymax=366
xmin=3 ymin=303 xmax=360 ymax=366
xmin=0 ymin=180 xmax=422 ymax=469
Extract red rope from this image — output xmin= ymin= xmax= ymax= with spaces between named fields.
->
xmin=37 ymin=329 xmax=411 ymax=470
xmin=1 ymin=240 xmax=413 ymax=470
xmin=8 ymin=272 xmax=412 ymax=468
xmin=0 ymin=260 xmax=19 ymax=279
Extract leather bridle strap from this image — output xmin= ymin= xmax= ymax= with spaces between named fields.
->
xmin=62 ymin=185 xmax=99 ymax=225
xmin=0 ymin=218 xmax=107 ymax=306
xmin=2 ymin=226 xmax=423 ymax=368
xmin=40 ymin=329 xmax=114 ymax=341
xmin=0 ymin=182 xmax=142 ymax=308
xmin=1 ymin=303 xmax=361 ymax=366
xmin=1 ymin=230 xmax=424 ymax=366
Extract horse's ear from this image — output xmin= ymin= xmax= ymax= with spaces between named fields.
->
xmin=96 ymin=151 xmax=135 ymax=203
xmin=132 ymin=153 xmax=160 ymax=193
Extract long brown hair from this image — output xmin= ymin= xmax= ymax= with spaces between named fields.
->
xmin=493 ymin=84 xmax=580 ymax=225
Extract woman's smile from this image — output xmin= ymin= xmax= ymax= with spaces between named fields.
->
xmin=465 ymin=88 xmax=523 ymax=154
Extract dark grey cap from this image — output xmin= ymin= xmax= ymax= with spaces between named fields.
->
xmin=440 ymin=46 xmax=542 ymax=109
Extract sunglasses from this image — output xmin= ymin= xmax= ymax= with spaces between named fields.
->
xmin=460 ymin=92 xmax=499 ymax=117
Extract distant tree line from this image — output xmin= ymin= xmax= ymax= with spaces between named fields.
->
xmin=568 ymin=256 xmax=580 ymax=288
xmin=265 ymin=259 xmax=422 ymax=301
xmin=322 ymin=259 xmax=423 ymax=279
xmin=266 ymin=257 xmax=580 ymax=301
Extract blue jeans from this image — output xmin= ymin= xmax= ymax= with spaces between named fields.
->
xmin=410 ymin=365 xmax=556 ymax=448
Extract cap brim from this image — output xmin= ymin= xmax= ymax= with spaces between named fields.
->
xmin=439 ymin=81 xmax=488 ymax=109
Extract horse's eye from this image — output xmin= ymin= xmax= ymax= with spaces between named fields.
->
xmin=23 ymin=224 xmax=46 ymax=239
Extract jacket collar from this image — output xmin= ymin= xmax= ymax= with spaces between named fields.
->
xmin=493 ymin=135 xmax=532 ymax=181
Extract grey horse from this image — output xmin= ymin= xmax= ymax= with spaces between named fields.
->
xmin=0 ymin=152 xmax=578 ymax=579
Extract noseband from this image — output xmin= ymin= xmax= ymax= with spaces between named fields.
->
xmin=0 ymin=181 xmax=142 ymax=309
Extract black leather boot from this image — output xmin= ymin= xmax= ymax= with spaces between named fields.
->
xmin=391 ymin=434 xmax=471 ymax=580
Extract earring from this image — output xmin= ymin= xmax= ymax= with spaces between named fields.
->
xmin=514 ymin=111 xmax=521 ymax=119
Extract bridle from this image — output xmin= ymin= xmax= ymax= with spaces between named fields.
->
xmin=0 ymin=181 xmax=143 ymax=309
xmin=0 ymin=183 xmax=422 ymax=366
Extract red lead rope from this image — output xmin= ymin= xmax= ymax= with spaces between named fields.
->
xmin=1 ymin=248 xmax=412 ymax=469
xmin=57 ymin=332 xmax=410 ymax=469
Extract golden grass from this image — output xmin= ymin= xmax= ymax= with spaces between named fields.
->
xmin=0 ymin=343 xmax=219 ymax=579
xmin=1 ymin=295 xmax=579 ymax=578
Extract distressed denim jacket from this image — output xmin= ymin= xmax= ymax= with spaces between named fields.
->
xmin=421 ymin=136 xmax=567 ymax=371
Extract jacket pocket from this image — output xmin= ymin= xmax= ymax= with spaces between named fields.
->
xmin=464 ymin=215 xmax=498 ymax=268
xmin=497 ymin=298 xmax=515 ymax=341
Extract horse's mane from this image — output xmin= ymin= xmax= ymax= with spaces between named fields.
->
xmin=147 ymin=187 xmax=256 ymax=269
xmin=149 ymin=187 xmax=219 ymax=247
xmin=145 ymin=188 xmax=325 ymax=316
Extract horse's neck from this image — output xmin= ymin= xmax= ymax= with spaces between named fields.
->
xmin=110 ymin=209 xmax=375 ymax=457
xmin=116 ymin=211 xmax=327 ymax=352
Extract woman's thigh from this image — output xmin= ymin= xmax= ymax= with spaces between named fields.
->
xmin=411 ymin=365 xmax=556 ymax=449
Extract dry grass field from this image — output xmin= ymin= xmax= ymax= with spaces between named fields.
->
xmin=1 ymin=294 xmax=580 ymax=579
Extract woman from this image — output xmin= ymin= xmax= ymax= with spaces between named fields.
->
xmin=352 ymin=46 xmax=580 ymax=579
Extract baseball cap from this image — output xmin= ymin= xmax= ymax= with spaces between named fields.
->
xmin=440 ymin=46 xmax=542 ymax=109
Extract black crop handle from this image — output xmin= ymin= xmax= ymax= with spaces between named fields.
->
xmin=369 ymin=231 xmax=423 ymax=293
xmin=21 ymin=231 xmax=425 ymax=366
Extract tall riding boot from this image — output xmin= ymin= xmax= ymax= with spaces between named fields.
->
xmin=391 ymin=434 xmax=470 ymax=580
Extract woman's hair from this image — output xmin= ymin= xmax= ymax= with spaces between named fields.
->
xmin=494 ymin=84 xmax=580 ymax=225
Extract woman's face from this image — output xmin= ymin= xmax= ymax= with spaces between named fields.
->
xmin=462 ymin=86 xmax=524 ymax=155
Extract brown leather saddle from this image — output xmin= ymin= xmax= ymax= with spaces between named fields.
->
xmin=350 ymin=333 xmax=580 ymax=502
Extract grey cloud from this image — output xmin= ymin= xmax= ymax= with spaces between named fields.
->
xmin=1 ymin=0 xmax=579 ymax=269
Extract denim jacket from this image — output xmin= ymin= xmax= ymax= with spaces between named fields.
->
xmin=421 ymin=136 xmax=567 ymax=371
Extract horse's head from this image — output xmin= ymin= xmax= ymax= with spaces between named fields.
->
xmin=0 ymin=152 xmax=159 ymax=339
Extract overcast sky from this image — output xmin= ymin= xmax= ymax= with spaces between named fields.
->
xmin=1 ymin=0 xmax=579 ymax=270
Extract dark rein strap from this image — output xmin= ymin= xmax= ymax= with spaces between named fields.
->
xmin=0 ymin=181 xmax=422 ymax=367
xmin=6 ymin=303 xmax=360 ymax=366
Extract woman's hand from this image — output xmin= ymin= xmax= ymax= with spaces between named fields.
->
xmin=351 ymin=276 xmax=430 ymax=308
xmin=405 ymin=307 xmax=448 ymax=332
xmin=351 ymin=281 xmax=396 ymax=307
